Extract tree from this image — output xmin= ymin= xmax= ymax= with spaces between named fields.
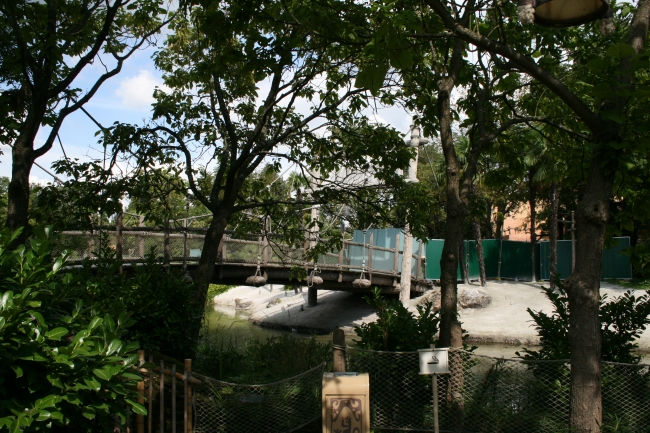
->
xmin=104 ymin=0 xmax=417 ymax=336
xmin=0 ymin=0 xmax=171 ymax=239
xmin=418 ymin=1 xmax=650 ymax=430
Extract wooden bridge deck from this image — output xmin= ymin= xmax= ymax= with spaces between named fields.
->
xmin=57 ymin=227 xmax=432 ymax=294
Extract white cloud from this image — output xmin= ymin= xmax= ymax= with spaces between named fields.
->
xmin=115 ymin=70 xmax=168 ymax=110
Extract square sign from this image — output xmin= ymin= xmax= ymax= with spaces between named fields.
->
xmin=418 ymin=348 xmax=449 ymax=375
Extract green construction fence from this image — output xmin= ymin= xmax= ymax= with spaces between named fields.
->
xmin=425 ymin=237 xmax=632 ymax=281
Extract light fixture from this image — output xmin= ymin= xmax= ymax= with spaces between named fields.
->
xmin=518 ymin=0 xmax=611 ymax=29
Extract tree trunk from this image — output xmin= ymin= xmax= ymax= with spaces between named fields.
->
xmin=495 ymin=202 xmax=505 ymax=239
xmin=528 ymin=168 xmax=537 ymax=282
xmin=565 ymin=152 xmax=615 ymax=433
xmin=459 ymin=233 xmax=469 ymax=284
xmin=438 ymin=71 xmax=466 ymax=348
xmin=6 ymin=132 xmax=37 ymax=241
xmin=473 ymin=218 xmax=486 ymax=287
xmin=549 ymin=183 xmax=559 ymax=288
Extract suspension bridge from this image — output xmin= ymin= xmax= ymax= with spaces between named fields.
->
xmin=54 ymin=226 xmax=432 ymax=295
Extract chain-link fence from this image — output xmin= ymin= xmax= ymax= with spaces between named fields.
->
xmin=192 ymin=363 xmax=325 ymax=433
xmin=346 ymin=347 xmax=650 ymax=433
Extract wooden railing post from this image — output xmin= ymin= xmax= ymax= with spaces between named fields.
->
xmin=116 ymin=211 xmax=123 ymax=273
xmin=338 ymin=230 xmax=345 ymax=283
xmin=184 ymin=359 xmax=193 ymax=433
xmin=164 ymin=218 xmax=171 ymax=266
xmin=368 ymin=232 xmax=374 ymax=284
xmin=417 ymin=240 xmax=423 ymax=279
xmin=333 ymin=329 xmax=346 ymax=373
xmin=137 ymin=350 xmax=145 ymax=433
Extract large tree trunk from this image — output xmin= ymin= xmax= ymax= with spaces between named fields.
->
xmin=5 ymin=111 xmax=41 ymax=240
xmin=549 ymin=183 xmax=559 ymax=288
xmin=528 ymin=168 xmax=537 ymax=282
xmin=438 ymin=74 xmax=465 ymax=347
xmin=473 ymin=218 xmax=486 ymax=287
xmin=565 ymin=152 xmax=615 ymax=433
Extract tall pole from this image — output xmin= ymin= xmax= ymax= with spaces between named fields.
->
xmin=400 ymin=124 xmax=420 ymax=307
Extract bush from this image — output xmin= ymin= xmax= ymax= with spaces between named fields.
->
xmin=74 ymin=237 xmax=204 ymax=359
xmin=518 ymin=280 xmax=650 ymax=363
xmin=353 ymin=287 xmax=439 ymax=351
xmin=195 ymin=333 xmax=330 ymax=383
xmin=0 ymin=228 xmax=145 ymax=432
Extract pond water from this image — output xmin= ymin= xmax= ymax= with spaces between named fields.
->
xmin=203 ymin=304 xmax=525 ymax=358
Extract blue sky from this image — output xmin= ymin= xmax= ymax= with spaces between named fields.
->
xmin=0 ymin=40 xmax=412 ymax=185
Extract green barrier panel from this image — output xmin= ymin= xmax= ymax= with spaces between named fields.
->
xmin=499 ymin=240 xmax=534 ymax=281
xmin=425 ymin=240 xmax=462 ymax=280
xmin=539 ymin=240 xmax=573 ymax=280
xmin=602 ymin=237 xmax=632 ymax=279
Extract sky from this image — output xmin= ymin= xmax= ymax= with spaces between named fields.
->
xmin=0 ymin=38 xmax=413 ymax=186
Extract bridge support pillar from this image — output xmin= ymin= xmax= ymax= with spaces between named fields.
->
xmin=308 ymin=286 xmax=318 ymax=307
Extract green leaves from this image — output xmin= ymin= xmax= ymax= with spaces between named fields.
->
xmin=606 ymin=43 xmax=636 ymax=59
xmin=0 ymin=227 xmax=145 ymax=432
xmin=355 ymin=61 xmax=389 ymax=96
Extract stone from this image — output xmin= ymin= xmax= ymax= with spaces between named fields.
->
xmin=266 ymin=298 xmax=282 ymax=308
xmin=235 ymin=298 xmax=253 ymax=309
xmin=459 ymin=289 xmax=492 ymax=309
xmin=417 ymin=288 xmax=441 ymax=310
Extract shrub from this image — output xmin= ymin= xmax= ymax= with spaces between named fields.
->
xmin=354 ymin=287 xmax=439 ymax=351
xmin=74 ymin=238 xmax=204 ymax=359
xmin=518 ymin=280 xmax=650 ymax=363
xmin=0 ymin=228 xmax=145 ymax=432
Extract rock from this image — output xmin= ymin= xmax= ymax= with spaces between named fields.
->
xmin=459 ymin=289 xmax=491 ymax=309
xmin=266 ymin=298 xmax=282 ymax=308
xmin=235 ymin=298 xmax=253 ymax=309
xmin=417 ymin=288 xmax=441 ymax=310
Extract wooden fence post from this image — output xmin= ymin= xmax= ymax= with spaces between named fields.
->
xmin=159 ymin=360 xmax=165 ymax=433
xmin=185 ymin=359 xmax=193 ymax=433
xmin=171 ymin=364 xmax=177 ymax=433
xmin=333 ymin=329 xmax=346 ymax=373
xmin=148 ymin=356 xmax=154 ymax=433
xmin=417 ymin=240 xmax=423 ymax=279
xmin=137 ymin=350 xmax=145 ymax=433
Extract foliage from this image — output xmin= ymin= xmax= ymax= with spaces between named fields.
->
xmin=518 ymin=281 xmax=650 ymax=363
xmin=354 ymin=288 xmax=439 ymax=351
xmin=74 ymin=238 xmax=203 ymax=359
xmin=206 ymin=285 xmax=236 ymax=304
xmin=0 ymin=228 xmax=146 ymax=432
xmin=195 ymin=334 xmax=330 ymax=383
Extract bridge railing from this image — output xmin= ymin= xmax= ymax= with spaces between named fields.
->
xmin=53 ymin=227 xmax=426 ymax=280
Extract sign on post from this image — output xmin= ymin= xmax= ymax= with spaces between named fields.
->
xmin=417 ymin=347 xmax=450 ymax=433
xmin=418 ymin=348 xmax=450 ymax=375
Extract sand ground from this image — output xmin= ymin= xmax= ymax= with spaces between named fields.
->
xmin=212 ymin=280 xmax=650 ymax=351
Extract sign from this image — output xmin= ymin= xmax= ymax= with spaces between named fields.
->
xmin=418 ymin=348 xmax=449 ymax=375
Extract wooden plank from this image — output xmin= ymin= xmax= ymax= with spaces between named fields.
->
xmin=171 ymin=364 xmax=176 ymax=433
xmin=159 ymin=360 xmax=164 ymax=433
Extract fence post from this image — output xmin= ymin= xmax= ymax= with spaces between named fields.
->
xmin=333 ymin=329 xmax=346 ymax=373
xmin=137 ymin=350 xmax=145 ymax=433
xmin=185 ymin=359 xmax=193 ymax=433
xmin=159 ymin=360 xmax=165 ymax=433
xmin=171 ymin=364 xmax=177 ymax=433
xmin=148 ymin=356 xmax=154 ymax=433
xmin=116 ymin=210 xmax=123 ymax=273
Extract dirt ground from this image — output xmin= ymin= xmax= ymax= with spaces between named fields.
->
xmin=212 ymin=280 xmax=650 ymax=351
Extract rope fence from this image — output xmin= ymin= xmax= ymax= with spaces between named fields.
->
xmin=346 ymin=347 xmax=650 ymax=433
xmin=192 ymin=363 xmax=326 ymax=433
